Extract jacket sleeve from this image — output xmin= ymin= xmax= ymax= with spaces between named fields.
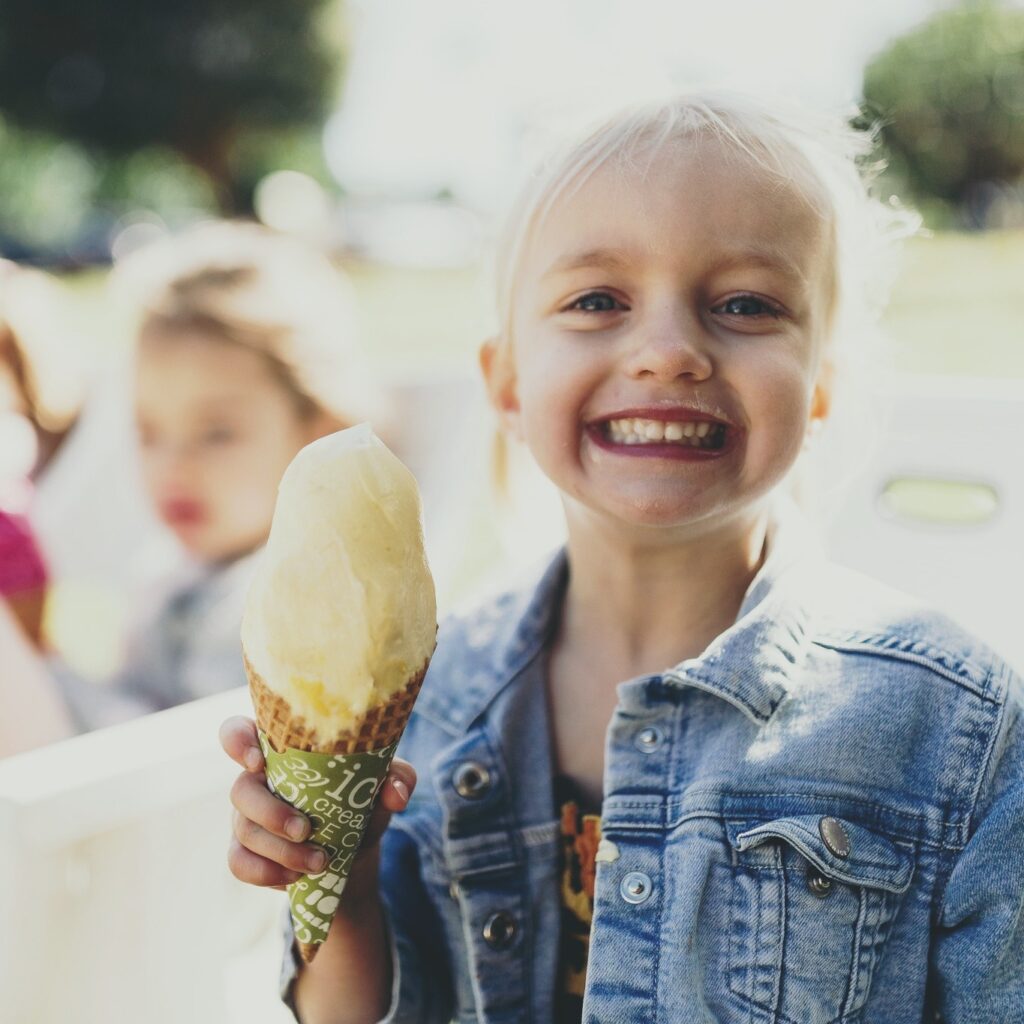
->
xmin=928 ymin=661 xmax=1024 ymax=1021
xmin=279 ymin=818 xmax=455 ymax=1024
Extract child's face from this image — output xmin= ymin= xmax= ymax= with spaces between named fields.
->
xmin=135 ymin=336 xmax=320 ymax=563
xmin=486 ymin=140 xmax=834 ymax=537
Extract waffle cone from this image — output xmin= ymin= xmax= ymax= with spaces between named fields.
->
xmin=245 ymin=653 xmax=429 ymax=755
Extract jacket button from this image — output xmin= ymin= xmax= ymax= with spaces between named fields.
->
xmin=807 ymin=869 xmax=834 ymax=898
xmin=453 ymin=761 xmax=491 ymax=800
xmin=819 ymin=816 xmax=851 ymax=859
xmin=482 ymin=910 xmax=517 ymax=949
xmin=620 ymin=871 xmax=653 ymax=905
xmin=634 ymin=726 xmax=664 ymax=753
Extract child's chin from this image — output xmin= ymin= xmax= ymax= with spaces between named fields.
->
xmin=177 ymin=530 xmax=265 ymax=565
xmin=167 ymin=524 xmax=225 ymax=562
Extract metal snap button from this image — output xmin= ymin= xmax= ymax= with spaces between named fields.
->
xmin=819 ymin=816 xmax=851 ymax=859
xmin=453 ymin=761 xmax=491 ymax=800
xmin=634 ymin=726 xmax=664 ymax=753
xmin=807 ymin=869 xmax=834 ymax=898
xmin=620 ymin=871 xmax=653 ymax=905
xmin=482 ymin=910 xmax=517 ymax=949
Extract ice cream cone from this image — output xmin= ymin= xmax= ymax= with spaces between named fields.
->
xmin=240 ymin=424 xmax=437 ymax=964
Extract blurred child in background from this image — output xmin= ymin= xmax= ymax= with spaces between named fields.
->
xmin=0 ymin=260 xmax=84 ymax=647
xmin=0 ymin=222 xmax=383 ymax=752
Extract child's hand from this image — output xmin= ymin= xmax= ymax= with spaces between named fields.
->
xmin=219 ymin=715 xmax=417 ymax=892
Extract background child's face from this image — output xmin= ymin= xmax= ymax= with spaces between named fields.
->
xmin=135 ymin=336 xmax=319 ymax=563
xmin=488 ymin=139 xmax=835 ymax=538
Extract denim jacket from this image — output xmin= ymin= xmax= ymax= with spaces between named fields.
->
xmin=281 ymin=507 xmax=1024 ymax=1023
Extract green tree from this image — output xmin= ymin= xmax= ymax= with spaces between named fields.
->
xmin=862 ymin=1 xmax=1024 ymax=224
xmin=0 ymin=0 xmax=339 ymax=213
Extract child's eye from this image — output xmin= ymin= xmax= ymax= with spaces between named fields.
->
xmin=566 ymin=291 xmax=626 ymax=313
xmin=201 ymin=427 xmax=236 ymax=445
xmin=714 ymin=295 xmax=782 ymax=318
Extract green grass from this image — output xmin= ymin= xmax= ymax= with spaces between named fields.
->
xmin=882 ymin=231 xmax=1024 ymax=378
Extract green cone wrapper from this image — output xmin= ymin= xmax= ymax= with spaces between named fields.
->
xmin=258 ymin=731 xmax=398 ymax=952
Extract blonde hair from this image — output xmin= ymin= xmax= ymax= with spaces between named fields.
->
xmin=488 ymin=91 xmax=919 ymax=502
xmin=0 ymin=261 xmax=84 ymax=469
xmin=116 ymin=221 xmax=386 ymax=432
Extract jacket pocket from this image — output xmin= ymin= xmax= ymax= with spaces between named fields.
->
xmin=724 ymin=814 xmax=914 ymax=1024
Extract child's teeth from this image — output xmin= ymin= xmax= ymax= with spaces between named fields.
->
xmin=603 ymin=417 xmax=725 ymax=449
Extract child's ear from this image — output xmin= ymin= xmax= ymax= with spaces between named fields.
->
xmin=809 ymin=360 xmax=834 ymax=427
xmin=479 ymin=337 xmax=523 ymax=440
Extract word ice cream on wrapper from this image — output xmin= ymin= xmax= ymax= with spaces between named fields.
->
xmin=241 ymin=423 xmax=437 ymax=963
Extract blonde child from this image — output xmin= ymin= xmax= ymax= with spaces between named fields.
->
xmin=221 ymin=95 xmax=1024 ymax=1023
xmin=2 ymin=222 xmax=380 ymax=747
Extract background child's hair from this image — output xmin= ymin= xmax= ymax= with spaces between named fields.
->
xmin=117 ymin=221 xmax=387 ymax=432
xmin=0 ymin=261 xmax=84 ymax=472
xmin=487 ymin=91 xmax=920 ymax=510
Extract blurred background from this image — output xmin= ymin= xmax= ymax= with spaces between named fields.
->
xmin=0 ymin=1 xmax=1023 ymax=1022
xmin=2 ymin=0 xmax=1023 ymax=663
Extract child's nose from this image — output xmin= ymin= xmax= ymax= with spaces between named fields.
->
xmin=623 ymin=305 xmax=713 ymax=382
xmin=146 ymin=441 xmax=201 ymax=482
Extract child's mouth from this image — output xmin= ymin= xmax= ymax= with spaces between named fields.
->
xmin=601 ymin=416 xmax=727 ymax=450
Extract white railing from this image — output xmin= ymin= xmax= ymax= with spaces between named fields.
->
xmin=0 ymin=687 xmax=294 ymax=1024
xmin=822 ymin=376 xmax=1024 ymax=674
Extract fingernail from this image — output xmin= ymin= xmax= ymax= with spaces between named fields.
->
xmin=287 ymin=816 xmax=309 ymax=841
xmin=392 ymin=778 xmax=409 ymax=803
xmin=307 ymin=850 xmax=328 ymax=872
xmin=244 ymin=747 xmax=262 ymax=771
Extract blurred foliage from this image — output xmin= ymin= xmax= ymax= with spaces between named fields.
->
xmin=862 ymin=1 xmax=1024 ymax=228
xmin=0 ymin=1 xmax=341 ymax=260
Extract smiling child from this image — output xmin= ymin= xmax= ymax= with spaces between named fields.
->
xmin=222 ymin=95 xmax=1023 ymax=1024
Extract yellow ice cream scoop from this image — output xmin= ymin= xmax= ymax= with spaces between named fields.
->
xmin=242 ymin=422 xmax=437 ymax=751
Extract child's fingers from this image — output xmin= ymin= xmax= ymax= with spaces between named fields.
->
xmin=230 ymin=770 xmax=311 ymax=842
xmin=219 ymin=716 xmax=264 ymax=772
xmin=227 ymin=837 xmax=304 ymax=889
xmin=377 ymin=759 xmax=417 ymax=813
xmin=232 ymin=810 xmax=328 ymax=875
xmin=359 ymin=767 xmax=416 ymax=850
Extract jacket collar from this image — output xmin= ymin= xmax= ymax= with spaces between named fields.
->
xmin=415 ymin=497 xmax=821 ymax=735
xmin=656 ymin=499 xmax=820 ymax=724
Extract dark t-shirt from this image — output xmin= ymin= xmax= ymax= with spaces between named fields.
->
xmin=554 ymin=774 xmax=602 ymax=1023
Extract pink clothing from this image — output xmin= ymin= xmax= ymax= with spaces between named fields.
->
xmin=0 ymin=508 xmax=48 ymax=595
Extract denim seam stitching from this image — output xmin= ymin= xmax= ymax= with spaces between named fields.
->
xmin=811 ymin=638 xmax=996 ymax=702
xmin=840 ymin=887 xmax=868 ymax=1020
xmin=654 ymin=805 xmax=958 ymax=852
xmin=714 ymin=790 xmax=969 ymax=845
xmin=738 ymin=830 xmax=910 ymax=885
xmin=934 ymin=666 xmax=1009 ymax=918
xmin=965 ymin=661 xmax=1010 ymax=836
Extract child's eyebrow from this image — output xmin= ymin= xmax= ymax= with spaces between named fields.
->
xmin=542 ymin=247 xmax=633 ymax=279
xmin=190 ymin=395 xmax=252 ymax=415
xmin=541 ymin=245 xmax=809 ymax=290
xmin=708 ymin=247 xmax=808 ymax=289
